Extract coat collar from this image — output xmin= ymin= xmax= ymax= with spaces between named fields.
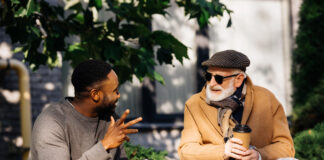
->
xmin=198 ymin=77 xmax=254 ymax=131
xmin=241 ymin=77 xmax=254 ymax=124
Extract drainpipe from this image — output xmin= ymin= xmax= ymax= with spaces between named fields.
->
xmin=0 ymin=59 xmax=31 ymax=160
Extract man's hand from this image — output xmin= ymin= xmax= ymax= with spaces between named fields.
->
xmin=224 ymin=138 xmax=247 ymax=159
xmin=240 ymin=149 xmax=259 ymax=160
xmin=101 ymin=109 xmax=142 ymax=150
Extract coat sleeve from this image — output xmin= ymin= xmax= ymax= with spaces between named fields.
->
xmin=178 ymin=105 xmax=225 ymax=160
xmin=256 ymin=103 xmax=295 ymax=159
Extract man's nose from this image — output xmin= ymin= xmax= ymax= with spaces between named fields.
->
xmin=209 ymin=76 xmax=218 ymax=86
xmin=116 ymin=91 xmax=121 ymax=98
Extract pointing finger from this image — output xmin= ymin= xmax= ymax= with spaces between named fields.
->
xmin=117 ymin=109 xmax=130 ymax=125
xmin=123 ymin=129 xmax=139 ymax=134
xmin=124 ymin=117 xmax=142 ymax=128
xmin=110 ymin=116 xmax=115 ymax=126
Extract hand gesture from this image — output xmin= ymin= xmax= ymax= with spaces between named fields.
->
xmin=101 ymin=109 xmax=142 ymax=150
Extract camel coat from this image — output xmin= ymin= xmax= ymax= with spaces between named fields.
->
xmin=178 ymin=77 xmax=295 ymax=160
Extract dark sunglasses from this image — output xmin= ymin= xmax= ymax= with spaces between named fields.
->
xmin=204 ymin=72 xmax=239 ymax=84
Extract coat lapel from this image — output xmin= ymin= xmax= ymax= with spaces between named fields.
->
xmin=199 ymin=87 xmax=223 ymax=136
xmin=241 ymin=77 xmax=254 ymax=124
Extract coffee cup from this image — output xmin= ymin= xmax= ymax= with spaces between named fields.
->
xmin=233 ymin=124 xmax=252 ymax=149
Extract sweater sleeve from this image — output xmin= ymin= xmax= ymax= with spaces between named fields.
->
xmin=178 ymin=105 xmax=225 ymax=160
xmin=256 ymin=103 xmax=295 ymax=159
xmin=31 ymin=116 xmax=112 ymax=160
xmin=118 ymin=143 xmax=128 ymax=160
xmin=78 ymin=141 xmax=112 ymax=160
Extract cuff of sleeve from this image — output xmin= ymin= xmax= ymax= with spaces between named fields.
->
xmin=82 ymin=141 xmax=112 ymax=160
xmin=249 ymin=145 xmax=262 ymax=160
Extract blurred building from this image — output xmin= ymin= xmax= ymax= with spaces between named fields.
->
xmin=0 ymin=0 xmax=302 ymax=159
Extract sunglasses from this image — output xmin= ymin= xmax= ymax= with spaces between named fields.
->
xmin=204 ymin=72 xmax=239 ymax=84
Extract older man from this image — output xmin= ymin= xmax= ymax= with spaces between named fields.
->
xmin=178 ymin=50 xmax=295 ymax=160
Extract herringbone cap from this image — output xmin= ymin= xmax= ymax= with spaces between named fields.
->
xmin=202 ymin=50 xmax=250 ymax=71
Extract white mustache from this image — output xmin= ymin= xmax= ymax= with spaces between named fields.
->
xmin=206 ymin=78 xmax=236 ymax=102
xmin=210 ymin=85 xmax=223 ymax=91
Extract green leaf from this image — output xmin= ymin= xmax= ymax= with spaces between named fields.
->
xmin=47 ymin=54 xmax=60 ymax=68
xmin=198 ymin=8 xmax=209 ymax=28
xmin=152 ymin=31 xmax=188 ymax=64
xmin=156 ymin=48 xmax=172 ymax=65
xmin=153 ymin=71 xmax=165 ymax=85
xmin=14 ymin=8 xmax=27 ymax=17
xmin=124 ymin=142 xmax=167 ymax=159
xmin=177 ymin=0 xmax=232 ymax=30
xmin=114 ymin=65 xmax=133 ymax=84
xmin=30 ymin=26 xmax=41 ymax=37
xmin=120 ymin=24 xmax=151 ymax=39
xmin=13 ymin=47 xmax=24 ymax=53
xmin=26 ymin=0 xmax=37 ymax=16
xmin=89 ymin=0 xmax=103 ymax=10
xmin=65 ymin=43 xmax=90 ymax=67
xmin=144 ymin=0 xmax=170 ymax=15
xmin=11 ymin=0 xmax=20 ymax=5
xmin=106 ymin=19 xmax=117 ymax=33
xmin=103 ymin=42 xmax=123 ymax=61
xmin=75 ymin=13 xmax=84 ymax=23
xmin=24 ymin=50 xmax=47 ymax=71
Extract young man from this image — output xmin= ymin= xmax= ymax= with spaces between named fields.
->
xmin=30 ymin=60 xmax=142 ymax=160
xmin=178 ymin=50 xmax=295 ymax=160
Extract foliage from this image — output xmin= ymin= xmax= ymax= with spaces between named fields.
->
xmin=176 ymin=0 xmax=232 ymax=28
xmin=294 ymin=122 xmax=324 ymax=160
xmin=0 ymin=0 xmax=232 ymax=84
xmin=291 ymin=0 xmax=324 ymax=133
xmin=124 ymin=142 xmax=168 ymax=160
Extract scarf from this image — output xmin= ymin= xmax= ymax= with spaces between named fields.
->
xmin=206 ymin=79 xmax=246 ymax=141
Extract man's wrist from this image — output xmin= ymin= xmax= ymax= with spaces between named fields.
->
xmin=101 ymin=140 xmax=110 ymax=150
xmin=249 ymin=145 xmax=261 ymax=160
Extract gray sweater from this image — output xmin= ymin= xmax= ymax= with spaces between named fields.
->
xmin=30 ymin=98 xmax=128 ymax=160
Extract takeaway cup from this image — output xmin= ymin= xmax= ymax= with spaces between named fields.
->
xmin=233 ymin=124 xmax=252 ymax=149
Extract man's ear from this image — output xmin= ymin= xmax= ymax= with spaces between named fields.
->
xmin=89 ymin=89 xmax=100 ymax=103
xmin=234 ymin=73 xmax=245 ymax=88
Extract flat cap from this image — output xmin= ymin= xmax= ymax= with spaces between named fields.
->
xmin=202 ymin=50 xmax=250 ymax=71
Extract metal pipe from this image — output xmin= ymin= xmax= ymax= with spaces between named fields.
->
xmin=0 ymin=59 xmax=31 ymax=160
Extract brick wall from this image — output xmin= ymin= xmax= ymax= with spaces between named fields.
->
xmin=0 ymin=29 xmax=63 ymax=159
xmin=0 ymin=60 xmax=62 ymax=159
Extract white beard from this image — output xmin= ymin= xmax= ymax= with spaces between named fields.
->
xmin=206 ymin=79 xmax=236 ymax=102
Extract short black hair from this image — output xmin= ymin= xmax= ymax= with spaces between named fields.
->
xmin=71 ymin=60 xmax=112 ymax=93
